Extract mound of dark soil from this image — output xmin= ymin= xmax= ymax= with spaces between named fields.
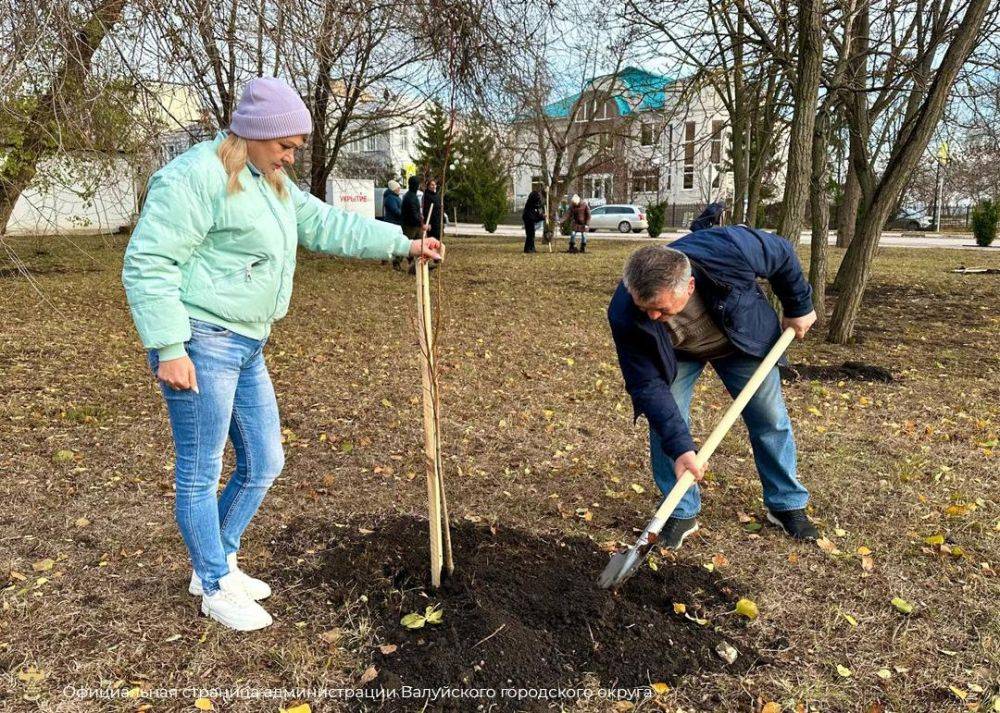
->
xmin=286 ymin=516 xmax=760 ymax=711
xmin=782 ymin=360 xmax=894 ymax=382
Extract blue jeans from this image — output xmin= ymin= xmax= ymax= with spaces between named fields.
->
xmin=148 ymin=319 xmax=284 ymax=595
xmin=649 ymin=353 xmax=808 ymax=519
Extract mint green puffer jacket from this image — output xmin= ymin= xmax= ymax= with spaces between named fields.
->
xmin=122 ymin=133 xmax=411 ymax=360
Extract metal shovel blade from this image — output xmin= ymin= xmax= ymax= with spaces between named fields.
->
xmin=598 ymin=546 xmax=644 ymax=589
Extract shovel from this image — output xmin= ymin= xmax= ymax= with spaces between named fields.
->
xmin=598 ymin=327 xmax=796 ymax=590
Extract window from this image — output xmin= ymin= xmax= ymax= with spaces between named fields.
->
xmin=683 ymin=121 xmax=695 ymax=190
xmin=631 ymin=171 xmax=658 ymax=194
xmin=710 ymin=120 xmax=724 ymax=164
xmin=640 ymin=123 xmax=654 ymax=146
xmin=585 ymin=175 xmax=611 ymax=200
xmin=591 ymin=206 xmax=606 ymax=215
xmin=595 ymin=100 xmax=610 ymax=121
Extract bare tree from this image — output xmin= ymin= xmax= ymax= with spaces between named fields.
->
xmin=828 ymin=0 xmax=995 ymax=342
xmin=281 ymin=0 xmax=434 ymax=198
xmin=627 ymin=0 xmax=792 ymax=226
xmin=0 ymin=0 xmax=130 ymax=232
xmin=775 ymin=0 xmax=823 ymax=245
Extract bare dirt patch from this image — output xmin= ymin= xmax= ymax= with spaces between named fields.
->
xmin=273 ymin=515 xmax=757 ymax=711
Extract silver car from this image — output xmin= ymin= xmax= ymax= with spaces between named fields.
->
xmin=588 ymin=204 xmax=648 ymax=233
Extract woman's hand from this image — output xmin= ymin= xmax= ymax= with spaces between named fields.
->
xmin=157 ymin=355 xmax=199 ymax=392
xmin=409 ymin=237 xmax=443 ymax=262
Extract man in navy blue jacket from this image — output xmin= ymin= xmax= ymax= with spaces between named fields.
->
xmin=608 ymin=226 xmax=819 ymax=549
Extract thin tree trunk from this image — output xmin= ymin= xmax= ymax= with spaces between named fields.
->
xmin=809 ymin=110 xmax=830 ymax=323
xmin=0 ymin=0 xmax=128 ymax=231
xmin=828 ymin=0 xmax=991 ymax=343
xmin=730 ymin=14 xmax=749 ymax=224
xmin=776 ymin=0 xmax=823 ymax=244
xmin=837 ymin=161 xmax=860 ymax=247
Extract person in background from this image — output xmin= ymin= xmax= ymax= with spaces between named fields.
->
xmin=383 ymin=180 xmax=403 ymax=226
xmin=396 ymin=175 xmax=426 ymax=271
xmin=421 ymin=178 xmax=443 ymax=241
xmin=380 ymin=180 xmax=403 ymax=266
xmin=521 ymin=190 xmax=545 ymax=254
xmin=565 ymin=194 xmax=591 ymax=254
xmin=122 ymin=77 xmax=442 ymax=632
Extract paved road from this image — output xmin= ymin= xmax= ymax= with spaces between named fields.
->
xmin=448 ymin=223 xmax=993 ymax=250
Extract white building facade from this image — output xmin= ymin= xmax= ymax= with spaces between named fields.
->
xmin=512 ymin=68 xmax=734 ymax=227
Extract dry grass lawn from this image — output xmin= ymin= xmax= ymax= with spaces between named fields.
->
xmin=1 ymin=233 xmax=998 ymax=712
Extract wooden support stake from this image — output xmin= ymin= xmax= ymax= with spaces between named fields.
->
xmin=425 ymin=270 xmax=454 ymax=576
xmin=416 ymin=257 xmax=443 ymax=587
xmin=414 ymin=204 xmax=452 ymax=587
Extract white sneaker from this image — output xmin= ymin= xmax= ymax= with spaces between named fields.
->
xmin=189 ymin=553 xmax=272 ymax=600
xmin=200 ymin=572 xmax=273 ymax=631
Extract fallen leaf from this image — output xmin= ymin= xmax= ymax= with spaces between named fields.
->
xmin=378 ymin=644 xmax=397 ymax=655
xmin=876 ymin=668 xmax=892 ymax=680
xmin=703 ymin=563 xmax=714 ymax=572
xmin=856 ymin=546 xmax=872 ymax=556
xmin=630 ymin=483 xmax=645 ymax=494
xmin=319 ymin=628 xmax=343 ymax=645
xmin=841 ymin=612 xmax=858 ymax=627
xmin=423 ymin=605 xmax=444 ymax=625
xmin=360 ymin=665 xmax=378 ymax=684
xmin=164 ymin=634 xmax=182 ymax=642
xmin=672 ymin=602 xmax=686 ymax=614
xmin=761 ymin=704 xmax=782 ymax=713
xmin=74 ymin=517 xmax=91 ymax=528
xmin=715 ymin=641 xmax=738 ymax=664
xmin=834 ymin=527 xmax=847 ymax=537
xmin=53 ymin=449 xmax=74 ymax=462
xmin=281 ymin=705 xmax=312 ymax=713
xmin=817 ymin=537 xmax=840 ymax=554
xmin=735 ymin=598 xmax=759 ymax=620
xmin=949 ymin=686 xmax=967 ymax=701
xmin=31 ymin=559 xmax=55 ymax=572
xmin=650 ymin=682 xmax=669 ymax=695
xmin=711 ymin=553 xmax=729 ymax=568
xmin=861 ymin=555 xmax=875 ymax=572
xmin=194 ymin=699 xmax=214 ymax=711
xmin=836 ymin=664 xmax=853 ymax=678
xmin=923 ymin=534 xmax=945 ymax=546
xmin=400 ymin=612 xmax=425 ymax=629
xmin=891 ymin=597 xmax=914 ymax=614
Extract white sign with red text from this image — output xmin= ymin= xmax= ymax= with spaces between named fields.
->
xmin=325 ymin=177 xmax=375 ymax=220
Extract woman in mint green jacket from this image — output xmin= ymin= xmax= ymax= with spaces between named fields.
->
xmin=122 ymin=78 xmax=442 ymax=632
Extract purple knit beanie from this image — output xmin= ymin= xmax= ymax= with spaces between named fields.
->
xmin=230 ymin=77 xmax=312 ymax=140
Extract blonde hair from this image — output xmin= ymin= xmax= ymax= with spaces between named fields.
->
xmin=217 ymin=133 xmax=288 ymax=200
